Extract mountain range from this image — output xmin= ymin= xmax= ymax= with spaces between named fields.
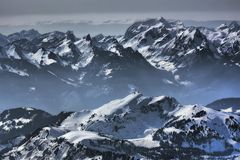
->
xmin=0 ymin=92 xmax=239 ymax=159
xmin=0 ymin=17 xmax=240 ymax=112
xmin=0 ymin=17 xmax=240 ymax=158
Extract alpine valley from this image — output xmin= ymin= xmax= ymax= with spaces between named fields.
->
xmin=0 ymin=17 xmax=240 ymax=159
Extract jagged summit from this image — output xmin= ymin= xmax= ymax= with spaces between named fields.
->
xmin=85 ymin=34 xmax=92 ymax=41
xmin=66 ymin=30 xmax=77 ymax=42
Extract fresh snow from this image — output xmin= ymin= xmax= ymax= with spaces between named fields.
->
xmin=163 ymin=127 xmax=182 ymax=134
xmin=148 ymin=96 xmax=165 ymax=105
xmin=92 ymin=92 xmax=141 ymax=116
xmin=61 ymin=130 xmax=105 ymax=145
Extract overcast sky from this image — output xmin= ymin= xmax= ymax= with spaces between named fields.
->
xmin=0 ymin=0 xmax=240 ymax=15
xmin=0 ymin=0 xmax=239 ymax=26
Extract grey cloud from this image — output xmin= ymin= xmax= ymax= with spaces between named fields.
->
xmin=0 ymin=0 xmax=240 ymax=16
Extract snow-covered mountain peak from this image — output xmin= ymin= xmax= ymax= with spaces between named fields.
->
xmin=1 ymin=93 xmax=240 ymax=159
xmin=61 ymin=92 xmax=143 ymax=130
xmin=91 ymin=92 xmax=143 ymax=116
xmin=123 ymin=18 xmax=167 ymax=41
xmin=120 ymin=18 xmax=240 ymax=73
xmin=123 ymin=17 xmax=184 ymax=41
xmin=60 ymin=93 xmax=183 ymax=140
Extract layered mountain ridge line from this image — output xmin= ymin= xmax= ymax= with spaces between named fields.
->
xmin=0 ymin=17 xmax=239 ymax=113
xmin=0 ymin=17 xmax=239 ymax=71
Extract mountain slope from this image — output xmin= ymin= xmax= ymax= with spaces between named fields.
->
xmin=0 ymin=107 xmax=71 ymax=152
xmin=2 ymin=93 xmax=240 ymax=159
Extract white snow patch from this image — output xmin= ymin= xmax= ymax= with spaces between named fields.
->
xmin=83 ymin=156 xmax=102 ymax=160
xmin=6 ymin=45 xmax=21 ymax=59
xmin=96 ymin=63 xmax=113 ymax=79
xmin=236 ymin=109 xmax=240 ymax=114
xmin=14 ymin=118 xmax=32 ymax=124
xmin=61 ymin=131 xmax=105 ymax=145
xmin=0 ymin=118 xmax=32 ymax=131
xmin=42 ymin=38 xmax=48 ymax=42
xmin=25 ymin=49 xmax=56 ymax=67
xmin=148 ymin=96 xmax=165 ymax=105
xmin=163 ymin=127 xmax=182 ymax=134
xmin=104 ymin=68 xmax=112 ymax=76
xmin=221 ymin=107 xmax=233 ymax=113
xmin=54 ymin=39 xmax=72 ymax=57
xmin=93 ymin=92 xmax=141 ymax=116
xmin=23 ymin=107 xmax=34 ymax=111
